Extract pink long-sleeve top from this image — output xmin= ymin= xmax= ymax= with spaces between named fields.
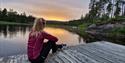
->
xmin=27 ymin=30 xmax=58 ymax=60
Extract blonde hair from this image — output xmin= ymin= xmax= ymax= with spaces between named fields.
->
xmin=32 ymin=18 xmax=46 ymax=32
xmin=30 ymin=18 xmax=46 ymax=37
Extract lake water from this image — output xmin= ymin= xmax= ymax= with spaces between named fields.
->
xmin=0 ymin=25 xmax=85 ymax=57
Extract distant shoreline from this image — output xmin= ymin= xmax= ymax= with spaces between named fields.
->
xmin=0 ymin=21 xmax=32 ymax=25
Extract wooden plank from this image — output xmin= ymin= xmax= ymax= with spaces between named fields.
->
xmin=93 ymin=42 xmax=125 ymax=54
xmin=75 ymin=46 xmax=114 ymax=63
xmin=88 ymin=43 xmax=125 ymax=57
xmin=63 ymin=50 xmax=99 ymax=63
xmin=80 ymin=45 xmax=125 ymax=63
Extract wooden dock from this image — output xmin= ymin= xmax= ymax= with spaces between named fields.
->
xmin=0 ymin=41 xmax=125 ymax=63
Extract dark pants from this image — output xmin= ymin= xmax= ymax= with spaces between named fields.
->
xmin=29 ymin=41 xmax=62 ymax=63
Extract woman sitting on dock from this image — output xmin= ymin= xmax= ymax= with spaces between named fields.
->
xmin=27 ymin=18 xmax=64 ymax=63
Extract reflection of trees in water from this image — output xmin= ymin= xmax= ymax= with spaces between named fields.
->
xmin=20 ymin=26 xmax=27 ymax=36
xmin=8 ymin=25 xmax=17 ymax=38
xmin=0 ymin=25 xmax=8 ymax=38
xmin=0 ymin=25 xmax=31 ymax=38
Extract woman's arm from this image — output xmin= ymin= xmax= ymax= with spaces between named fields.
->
xmin=42 ymin=31 xmax=58 ymax=42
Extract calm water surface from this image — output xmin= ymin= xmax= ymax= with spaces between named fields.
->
xmin=0 ymin=25 xmax=85 ymax=57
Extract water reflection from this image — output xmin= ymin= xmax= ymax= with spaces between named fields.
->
xmin=0 ymin=25 xmax=30 ymax=38
xmin=44 ymin=27 xmax=85 ymax=45
xmin=0 ymin=25 xmax=85 ymax=57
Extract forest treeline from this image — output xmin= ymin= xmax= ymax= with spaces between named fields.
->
xmin=0 ymin=8 xmax=35 ymax=24
xmin=84 ymin=0 xmax=125 ymax=24
xmin=0 ymin=8 xmax=84 ymax=26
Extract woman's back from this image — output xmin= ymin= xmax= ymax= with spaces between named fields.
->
xmin=28 ymin=31 xmax=44 ymax=60
xmin=28 ymin=31 xmax=58 ymax=60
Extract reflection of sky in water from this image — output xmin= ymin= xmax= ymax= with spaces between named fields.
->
xmin=0 ymin=25 xmax=85 ymax=57
xmin=44 ymin=27 xmax=85 ymax=45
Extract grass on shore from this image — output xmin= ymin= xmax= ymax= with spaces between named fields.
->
xmin=108 ymin=27 xmax=125 ymax=37
xmin=0 ymin=21 xmax=32 ymax=25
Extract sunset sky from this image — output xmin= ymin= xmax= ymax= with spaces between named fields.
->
xmin=1 ymin=0 xmax=90 ymax=21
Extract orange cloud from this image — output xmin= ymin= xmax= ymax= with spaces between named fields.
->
xmin=30 ymin=5 xmax=75 ymax=21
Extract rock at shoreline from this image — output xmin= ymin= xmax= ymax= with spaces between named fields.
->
xmin=87 ymin=22 xmax=125 ymax=32
xmin=88 ymin=24 xmax=96 ymax=29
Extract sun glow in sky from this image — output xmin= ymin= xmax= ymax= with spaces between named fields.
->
xmin=1 ymin=0 xmax=89 ymax=21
